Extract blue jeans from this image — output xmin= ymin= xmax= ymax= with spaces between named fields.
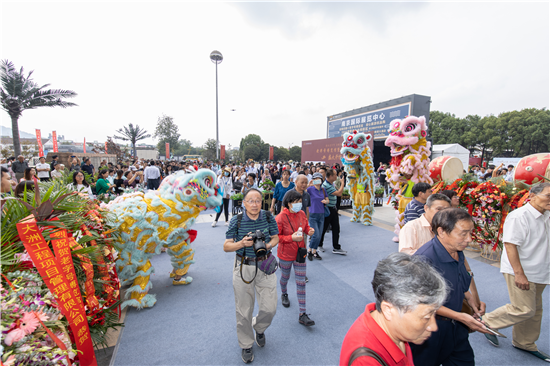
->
xmin=308 ymin=213 xmax=324 ymax=250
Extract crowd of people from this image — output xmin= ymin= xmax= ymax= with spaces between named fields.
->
xmin=1 ymin=154 xmax=548 ymax=366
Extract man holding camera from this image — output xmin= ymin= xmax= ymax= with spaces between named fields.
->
xmin=224 ymin=188 xmax=280 ymax=364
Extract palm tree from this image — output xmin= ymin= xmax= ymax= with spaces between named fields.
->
xmin=0 ymin=60 xmax=77 ymax=157
xmin=113 ymin=123 xmax=151 ymax=158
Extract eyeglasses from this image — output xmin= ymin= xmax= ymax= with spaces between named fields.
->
xmin=537 ymin=193 xmax=550 ymax=199
xmin=244 ymin=200 xmax=262 ymax=205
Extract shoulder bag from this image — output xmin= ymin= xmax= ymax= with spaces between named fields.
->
xmin=348 ymin=347 xmax=388 ymax=366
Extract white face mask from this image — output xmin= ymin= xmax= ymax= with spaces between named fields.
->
xmin=291 ymin=202 xmax=302 ymax=212
xmin=313 ymin=179 xmax=322 ymax=185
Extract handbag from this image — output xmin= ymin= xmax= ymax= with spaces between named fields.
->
xmin=285 ymin=214 xmax=307 ymax=263
xmin=322 ymin=188 xmax=330 ymax=217
xmin=461 ymin=298 xmax=476 ymax=333
xmin=232 ymin=179 xmax=243 ymax=192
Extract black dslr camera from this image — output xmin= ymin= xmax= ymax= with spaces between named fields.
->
xmin=248 ymin=230 xmax=267 ymax=257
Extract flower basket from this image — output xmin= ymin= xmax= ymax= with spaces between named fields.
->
xmin=481 ymin=244 xmax=502 ymax=262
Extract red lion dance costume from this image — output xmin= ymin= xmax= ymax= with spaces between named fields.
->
xmin=384 ymin=116 xmax=433 ymax=241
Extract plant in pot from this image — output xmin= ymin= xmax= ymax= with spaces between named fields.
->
xmin=375 ymin=186 xmax=385 ymax=197
xmin=342 ymin=187 xmax=350 ymax=200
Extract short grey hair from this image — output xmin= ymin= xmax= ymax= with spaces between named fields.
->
xmin=426 ymin=193 xmax=451 ymax=208
xmin=372 ymin=253 xmax=448 ymax=314
xmin=531 ymin=182 xmax=550 ymax=195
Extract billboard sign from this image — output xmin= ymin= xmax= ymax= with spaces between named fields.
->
xmin=52 ymin=131 xmax=58 ymax=152
xmin=327 ymin=102 xmax=411 ymax=140
xmin=301 ymin=133 xmax=374 ymax=167
xmin=220 ymin=145 xmax=225 ymax=160
xmin=35 ymin=129 xmax=44 ymax=157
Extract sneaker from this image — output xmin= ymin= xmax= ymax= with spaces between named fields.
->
xmin=241 ymin=348 xmax=254 ymax=364
xmin=333 ymin=248 xmax=348 ymax=255
xmin=299 ymin=313 xmax=315 ymax=326
xmin=307 ymin=252 xmax=313 ymax=261
xmin=225 ymin=221 xmax=229 ymax=226
xmin=255 ymin=332 xmax=265 ymax=348
xmin=484 ymin=333 xmax=499 ymax=347
xmin=211 ymin=221 xmax=217 ymax=227
xmin=281 ymin=293 xmax=290 ymax=308
xmin=313 ymin=252 xmax=322 ymax=260
xmin=318 ymin=246 xmax=325 ymax=252
xmin=512 ymin=345 xmax=550 ymax=362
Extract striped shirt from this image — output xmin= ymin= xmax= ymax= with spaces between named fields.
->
xmin=225 ymin=210 xmax=279 ymax=258
xmin=322 ymin=180 xmax=337 ymax=208
xmin=403 ymin=198 xmax=425 ymax=224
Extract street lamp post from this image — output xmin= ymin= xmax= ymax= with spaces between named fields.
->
xmin=210 ymin=50 xmax=223 ymax=160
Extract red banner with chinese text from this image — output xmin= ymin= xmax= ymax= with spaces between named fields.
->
xmin=269 ymin=146 xmax=274 ymax=161
xmin=16 ymin=219 xmax=98 ymax=366
xmin=166 ymin=143 xmax=170 ymax=159
xmin=220 ymin=145 xmax=225 ymax=160
xmin=52 ymin=131 xmax=59 ymax=153
xmin=83 ymin=138 xmax=87 ymax=154
xmin=36 ymin=129 xmax=44 ymax=157
xmin=105 ymin=141 xmax=108 ymax=154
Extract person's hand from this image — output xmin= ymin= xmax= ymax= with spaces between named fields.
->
xmin=292 ymin=232 xmax=304 ymax=242
xmin=515 ymin=273 xmax=530 ymax=290
xmin=241 ymin=235 xmax=254 ymax=247
xmin=270 ymin=206 xmax=275 ymax=213
xmin=459 ymin=313 xmax=491 ymax=334
xmin=321 ymin=198 xmax=329 ymax=204
xmin=307 ymin=228 xmax=315 ymax=236
xmin=478 ymin=301 xmax=487 ymax=316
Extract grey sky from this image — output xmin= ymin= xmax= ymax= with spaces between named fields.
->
xmin=2 ymin=2 xmax=548 ymax=151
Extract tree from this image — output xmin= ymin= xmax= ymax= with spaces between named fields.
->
xmin=154 ymin=114 xmax=180 ymax=156
xmin=239 ymin=134 xmax=264 ymax=160
xmin=244 ymin=145 xmax=261 ymax=161
xmin=289 ymin=146 xmax=302 ymax=162
xmin=273 ymin=146 xmax=289 ymax=162
xmin=0 ymin=60 xmax=77 ymax=156
xmin=114 ymin=123 xmax=151 ymax=158
xmin=202 ymin=138 xmax=217 ymax=160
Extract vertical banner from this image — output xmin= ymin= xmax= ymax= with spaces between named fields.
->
xmin=52 ymin=131 xmax=59 ymax=153
xmin=269 ymin=146 xmax=274 ymax=161
xmin=16 ymin=219 xmax=98 ymax=366
xmin=220 ymin=145 xmax=225 ymax=160
xmin=83 ymin=138 xmax=86 ymax=154
xmin=36 ymin=129 xmax=44 ymax=157
xmin=105 ymin=141 xmax=108 ymax=154
xmin=165 ymin=143 xmax=170 ymax=160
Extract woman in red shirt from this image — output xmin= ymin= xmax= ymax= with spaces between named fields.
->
xmin=275 ymin=190 xmax=315 ymax=326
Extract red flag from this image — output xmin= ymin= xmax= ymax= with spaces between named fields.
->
xmin=220 ymin=145 xmax=225 ymax=160
xmin=105 ymin=141 xmax=108 ymax=154
xmin=165 ymin=143 xmax=170 ymax=159
xmin=83 ymin=138 xmax=86 ymax=154
xmin=269 ymin=146 xmax=274 ymax=161
xmin=52 ymin=131 xmax=58 ymax=152
xmin=36 ymin=129 xmax=44 ymax=157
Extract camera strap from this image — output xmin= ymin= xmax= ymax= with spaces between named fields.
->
xmin=239 ymin=258 xmax=258 ymax=284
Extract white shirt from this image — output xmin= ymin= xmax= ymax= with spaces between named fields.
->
xmin=143 ymin=166 xmax=161 ymax=181
xmin=290 ymin=171 xmax=299 ymax=182
xmin=70 ymin=183 xmax=94 ymax=198
xmin=217 ymin=175 xmax=233 ymax=198
xmin=36 ymin=163 xmax=50 ymax=178
xmin=501 ymin=203 xmax=550 ymax=284
xmin=51 ymin=170 xmax=63 ymax=178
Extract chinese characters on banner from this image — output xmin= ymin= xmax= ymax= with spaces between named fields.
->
xmin=35 ymin=129 xmax=44 ymax=157
xmin=83 ymin=138 xmax=87 ymax=154
xmin=220 ymin=145 xmax=225 ymax=160
xmin=269 ymin=146 xmax=274 ymax=161
xmin=301 ymin=134 xmax=374 ymax=167
xmin=165 ymin=143 xmax=170 ymax=159
xmin=327 ymin=102 xmax=411 ymax=139
xmin=52 ymin=131 xmax=59 ymax=153
xmin=16 ymin=219 xmax=98 ymax=366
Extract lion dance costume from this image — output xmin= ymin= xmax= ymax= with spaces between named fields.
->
xmin=340 ymin=130 xmax=375 ymax=225
xmin=107 ymin=169 xmax=222 ymax=309
xmin=384 ymin=116 xmax=433 ymax=241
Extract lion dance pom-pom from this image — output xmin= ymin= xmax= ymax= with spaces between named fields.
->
xmin=385 ymin=116 xmax=433 ymax=241
xmin=106 ymin=169 xmax=222 ymax=309
xmin=340 ymin=130 xmax=375 ymax=225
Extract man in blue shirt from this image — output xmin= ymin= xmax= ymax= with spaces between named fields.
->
xmin=403 ymin=182 xmax=432 ymax=224
xmin=224 ymin=189 xmax=280 ymax=364
xmin=412 ymin=208 xmax=491 ymax=366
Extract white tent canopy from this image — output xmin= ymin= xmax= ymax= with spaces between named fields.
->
xmin=431 ymin=144 xmax=470 ymax=172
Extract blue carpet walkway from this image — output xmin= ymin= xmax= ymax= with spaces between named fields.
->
xmin=112 ymin=216 xmax=549 ymax=366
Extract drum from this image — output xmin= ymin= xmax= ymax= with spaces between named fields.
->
xmin=429 ymin=156 xmax=463 ymax=182
xmin=513 ymin=153 xmax=550 ymax=186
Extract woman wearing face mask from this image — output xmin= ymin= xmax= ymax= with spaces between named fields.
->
xmin=275 ymin=190 xmax=316 ymax=326
xmin=306 ymin=172 xmax=330 ymax=260
xmin=212 ymin=166 xmax=233 ymax=227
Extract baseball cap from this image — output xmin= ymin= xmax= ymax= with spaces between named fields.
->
xmin=312 ymin=172 xmax=323 ymax=179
